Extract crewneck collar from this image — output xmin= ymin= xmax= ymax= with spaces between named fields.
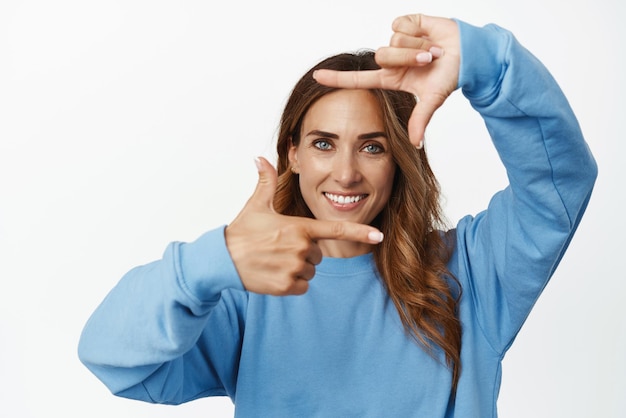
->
xmin=316 ymin=252 xmax=376 ymax=275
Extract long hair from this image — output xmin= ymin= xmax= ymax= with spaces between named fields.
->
xmin=274 ymin=51 xmax=462 ymax=393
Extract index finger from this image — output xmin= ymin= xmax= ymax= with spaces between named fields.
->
xmin=303 ymin=218 xmax=384 ymax=244
xmin=313 ymin=68 xmax=385 ymax=90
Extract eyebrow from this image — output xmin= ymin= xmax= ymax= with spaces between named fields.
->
xmin=305 ymin=130 xmax=387 ymax=140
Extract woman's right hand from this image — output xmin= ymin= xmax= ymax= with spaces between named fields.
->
xmin=224 ymin=157 xmax=384 ymax=296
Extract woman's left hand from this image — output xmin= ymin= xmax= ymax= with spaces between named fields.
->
xmin=314 ymin=14 xmax=460 ymax=147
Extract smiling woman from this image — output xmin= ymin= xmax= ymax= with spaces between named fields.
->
xmin=77 ymin=13 xmax=597 ymax=418
xmin=273 ymin=51 xmax=462 ymax=393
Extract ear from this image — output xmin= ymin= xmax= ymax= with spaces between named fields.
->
xmin=287 ymin=138 xmax=299 ymax=174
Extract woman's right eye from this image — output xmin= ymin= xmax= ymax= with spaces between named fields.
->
xmin=313 ymin=140 xmax=332 ymax=151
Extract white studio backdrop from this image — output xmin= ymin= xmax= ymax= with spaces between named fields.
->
xmin=0 ymin=0 xmax=623 ymax=417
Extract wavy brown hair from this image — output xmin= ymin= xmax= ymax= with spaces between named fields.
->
xmin=274 ymin=51 xmax=462 ymax=393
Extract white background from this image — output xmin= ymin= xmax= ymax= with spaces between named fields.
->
xmin=1 ymin=0 xmax=623 ymax=417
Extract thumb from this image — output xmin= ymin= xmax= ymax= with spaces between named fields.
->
xmin=408 ymin=96 xmax=441 ymax=148
xmin=251 ymin=156 xmax=278 ymax=211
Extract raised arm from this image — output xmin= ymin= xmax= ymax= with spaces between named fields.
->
xmin=315 ymin=13 xmax=597 ymax=351
xmin=451 ymin=19 xmax=597 ymax=350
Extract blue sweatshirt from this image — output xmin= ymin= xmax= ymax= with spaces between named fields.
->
xmin=78 ymin=20 xmax=597 ymax=417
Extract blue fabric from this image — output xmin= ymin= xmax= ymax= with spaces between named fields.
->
xmin=78 ymin=19 xmax=597 ymax=417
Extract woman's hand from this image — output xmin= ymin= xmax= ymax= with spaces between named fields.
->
xmin=224 ymin=157 xmax=384 ymax=296
xmin=313 ymin=14 xmax=460 ymax=147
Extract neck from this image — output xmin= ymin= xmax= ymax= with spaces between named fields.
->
xmin=319 ymin=239 xmax=373 ymax=258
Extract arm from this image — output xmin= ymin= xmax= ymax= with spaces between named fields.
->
xmin=78 ymin=227 xmax=247 ymax=403
xmin=453 ymin=20 xmax=597 ymax=351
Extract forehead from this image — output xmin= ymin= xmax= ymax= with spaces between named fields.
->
xmin=302 ymin=89 xmax=384 ymax=133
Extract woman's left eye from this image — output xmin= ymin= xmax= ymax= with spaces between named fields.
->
xmin=363 ymin=143 xmax=383 ymax=154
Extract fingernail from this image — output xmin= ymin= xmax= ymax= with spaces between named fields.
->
xmin=368 ymin=231 xmax=384 ymax=243
xmin=416 ymin=52 xmax=432 ymax=64
xmin=416 ymin=138 xmax=424 ymax=149
xmin=254 ymin=157 xmax=262 ymax=171
xmin=312 ymin=70 xmax=318 ymax=79
xmin=429 ymin=46 xmax=444 ymax=58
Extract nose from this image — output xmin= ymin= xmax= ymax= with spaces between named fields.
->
xmin=332 ymin=151 xmax=362 ymax=187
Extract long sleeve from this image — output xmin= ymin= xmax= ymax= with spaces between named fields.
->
xmin=450 ymin=20 xmax=598 ymax=354
xmin=78 ymin=226 xmax=247 ymax=403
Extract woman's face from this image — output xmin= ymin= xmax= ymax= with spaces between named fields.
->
xmin=288 ymin=89 xmax=396 ymax=226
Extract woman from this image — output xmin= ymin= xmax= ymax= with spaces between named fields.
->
xmin=78 ymin=14 xmax=597 ymax=417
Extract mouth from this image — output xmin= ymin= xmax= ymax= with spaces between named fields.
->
xmin=324 ymin=192 xmax=368 ymax=205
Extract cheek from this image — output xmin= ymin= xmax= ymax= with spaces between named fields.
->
xmin=375 ymin=166 xmax=397 ymax=209
xmin=295 ymin=162 xmax=319 ymax=197
xmin=297 ymin=157 xmax=329 ymax=183
xmin=376 ymin=163 xmax=396 ymax=193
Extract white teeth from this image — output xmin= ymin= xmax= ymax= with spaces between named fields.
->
xmin=325 ymin=193 xmax=365 ymax=204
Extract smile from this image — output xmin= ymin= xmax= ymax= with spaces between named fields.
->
xmin=324 ymin=192 xmax=367 ymax=204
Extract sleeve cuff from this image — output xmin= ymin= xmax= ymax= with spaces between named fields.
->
xmin=454 ymin=19 xmax=511 ymax=105
xmin=177 ymin=225 xmax=245 ymax=304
